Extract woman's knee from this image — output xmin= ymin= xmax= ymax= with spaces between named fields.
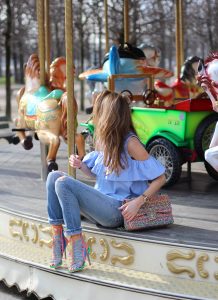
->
xmin=55 ymin=175 xmax=77 ymax=196
xmin=46 ymin=171 xmax=65 ymax=189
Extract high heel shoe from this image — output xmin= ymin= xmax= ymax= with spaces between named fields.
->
xmin=68 ymin=234 xmax=91 ymax=272
xmin=50 ymin=225 xmax=68 ymax=269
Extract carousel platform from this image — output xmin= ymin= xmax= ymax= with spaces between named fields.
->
xmin=0 ymin=138 xmax=218 ymax=300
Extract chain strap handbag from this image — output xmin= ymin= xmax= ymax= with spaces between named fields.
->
xmin=124 ymin=194 xmax=174 ymax=231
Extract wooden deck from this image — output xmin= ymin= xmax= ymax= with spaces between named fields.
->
xmin=1 ymin=137 xmax=218 ymax=300
xmin=0 ymin=137 xmax=217 ymax=250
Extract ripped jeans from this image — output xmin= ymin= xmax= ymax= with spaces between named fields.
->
xmin=46 ymin=171 xmax=123 ymax=236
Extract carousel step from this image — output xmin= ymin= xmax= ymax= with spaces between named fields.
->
xmin=0 ymin=208 xmax=218 ymax=300
xmin=0 ymin=234 xmax=218 ymax=300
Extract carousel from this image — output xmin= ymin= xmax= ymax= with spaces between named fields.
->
xmin=0 ymin=0 xmax=218 ymax=299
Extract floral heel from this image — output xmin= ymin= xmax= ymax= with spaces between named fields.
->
xmin=50 ymin=225 xmax=68 ymax=269
xmin=68 ymin=235 xmax=91 ymax=272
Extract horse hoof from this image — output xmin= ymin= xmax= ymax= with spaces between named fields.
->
xmin=12 ymin=136 xmax=20 ymax=145
xmin=34 ymin=132 xmax=39 ymax=140
xmin=22 ymin=136 xmax=33 ymax=150
xmin=48 ymin=160 xmax=58 ymax=172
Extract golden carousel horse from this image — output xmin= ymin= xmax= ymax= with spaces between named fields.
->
xmin=15 ymin=54 xmax=85 ymax=172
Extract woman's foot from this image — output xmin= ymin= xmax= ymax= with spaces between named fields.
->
xmin=68 ymin=234 xmax=91 ymax=272
xmin=50 ymin=225 xmax=67 ymax=269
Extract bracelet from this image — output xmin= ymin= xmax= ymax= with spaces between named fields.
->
xmin=141 ymin=194 xmax=149 ymax=204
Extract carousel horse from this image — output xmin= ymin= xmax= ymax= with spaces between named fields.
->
xmin=15 ymin=54 xmax=85 ymax=172
xmin=197 ymin=53 xmax=218 ymax=171
xmin=79 ymin=43 xmax=173 ymax=96
xmin=138 ymin=43 xmax=161 ymax=67
xmin=155 ymin=56 xmax=204 ymax=106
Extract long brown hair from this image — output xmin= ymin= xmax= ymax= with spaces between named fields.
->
xmin=93 ymin=90 xmax=136 ymax=174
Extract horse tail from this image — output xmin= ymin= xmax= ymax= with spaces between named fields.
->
xmin=16 ymin=87 xmax=25 ymax=106
xmin=60 ymin=92 xmax=78 ymax=141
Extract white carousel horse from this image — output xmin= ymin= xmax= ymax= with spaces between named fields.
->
xmin=197 ymin=53 xmax=218 ymax=171
xmin=15 ymin=54 xmax=85 ymax=172
xmin=138 ymin=43 xmax=161 ymax=67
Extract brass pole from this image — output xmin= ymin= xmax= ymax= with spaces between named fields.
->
xmin=65 ymin=0 xmax=75 ymax=177
xmin=124 ymin=0 xmax=129 ymax=43
xmin=104 ymin=0 xmax=109 ymax=53
xmin=175 ymin=0 xmax=184 ymax=79
xmin=37 ymin=0 xmax=48 ymax=181
xmin=36 ymin=0 xmax=45 ymax=85
xmin=44 ymin=0 xmax=51 ymax=75
xmin=179 ymin=0 xmax=184 ymax=66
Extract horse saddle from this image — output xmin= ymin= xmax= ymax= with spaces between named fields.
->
xmin=26 ymin=86 xmax=63 ymax=116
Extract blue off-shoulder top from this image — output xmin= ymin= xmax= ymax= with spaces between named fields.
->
xmin=83 ymin=133 xmax=165 ymax=201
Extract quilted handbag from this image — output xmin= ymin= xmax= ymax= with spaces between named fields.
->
xmin=124 ymin=194 xmax=174 ymax=231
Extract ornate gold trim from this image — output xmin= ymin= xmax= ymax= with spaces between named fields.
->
xmin=110 ymin=239 xmax=135 ymax=266
xmin=38 ymin=224 xmax=52 ymax=248
xmin=166 ymin=249 xmax=195 ymax=278
xmin=167 ymin=249 xmax=195 ymax=261
xmin=214 ymin=256 xmax=218 ymax=280
xmin=87 ymin=237 xmax=97 ymax=259
xmin=99 ymin=238 xmax=109 ymax=261
xmin=31 ymin=223 xmax=38 ymax=244
xmin=9 ymin=219 xmax=23 ymax=240
xmin=167 ymin=262 xmax=195 ymax=278
xmin=197 ymin=253 xmax=209 ymax=278
xmin=22 ymin=222 xmax=29 ymax=241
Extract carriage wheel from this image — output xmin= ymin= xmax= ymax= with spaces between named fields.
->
xmin=194 ymin=113 xmax=218 ymax=160
xmin=204 ymin=161 xmax=218 ymax=181
xmin=147 ymin=138 xmax=182 ymax=187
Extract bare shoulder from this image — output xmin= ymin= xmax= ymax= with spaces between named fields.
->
xmin=127 ymin=136 xmax=149 ymax=160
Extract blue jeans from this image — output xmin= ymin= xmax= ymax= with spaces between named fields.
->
xmin=47 ymin=171 xmax=123 ymax=236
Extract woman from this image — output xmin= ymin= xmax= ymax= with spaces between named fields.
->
xmin=46 ymin=90 xmax=166 ymax=273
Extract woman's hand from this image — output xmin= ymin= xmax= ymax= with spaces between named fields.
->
xmin=69 ymin=154 xmax=82 ymax=169
xmin=119 ymin=197 xmax=142 ymax=221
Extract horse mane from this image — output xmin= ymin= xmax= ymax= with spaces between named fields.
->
xmin=204 ymin=52 xmax=218 ymax=64
xmin=60 ymin=92 xmax=78 ymax=141
xmin=50 ymin=57 xmax=66 ymax=91
xmin=25 ymin=54 xmax=40 ymax=79
xmin=180 ymin=56 xmax=202 ymax=82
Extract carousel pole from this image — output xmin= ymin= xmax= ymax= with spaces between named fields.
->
xmin=65 ymin=0 xmax=75 ymax=177
xmin=36 ymin=0 xmax=48 ymax=181
xmin=123 ymin=0 xmax=129 ymax=44
xmin=104 ymin=0 xmax=109 ymax=53
xmin=175 ymin=0 xmax=184 ymax=79
xmin=44 ymin=0 xmax=51 ymax=75
xmin=36 ymin=0 xmax=46 ymax=85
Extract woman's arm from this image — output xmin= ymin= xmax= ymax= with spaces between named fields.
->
xmin=119 ymin=137 xmax=166 ymax=221
xmin=69 ymin=154 xmax=96 ymax=178
xmin=127 ymin=136 xmax=149 ymax=160
xmin=119 ymin=174 xmax=166 ymax=221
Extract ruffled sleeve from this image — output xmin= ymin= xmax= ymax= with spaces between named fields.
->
xmin=82 ymin=151 xmax=99 ymax=169
xmin=104 ymin=155 xmax=165 ymax=182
